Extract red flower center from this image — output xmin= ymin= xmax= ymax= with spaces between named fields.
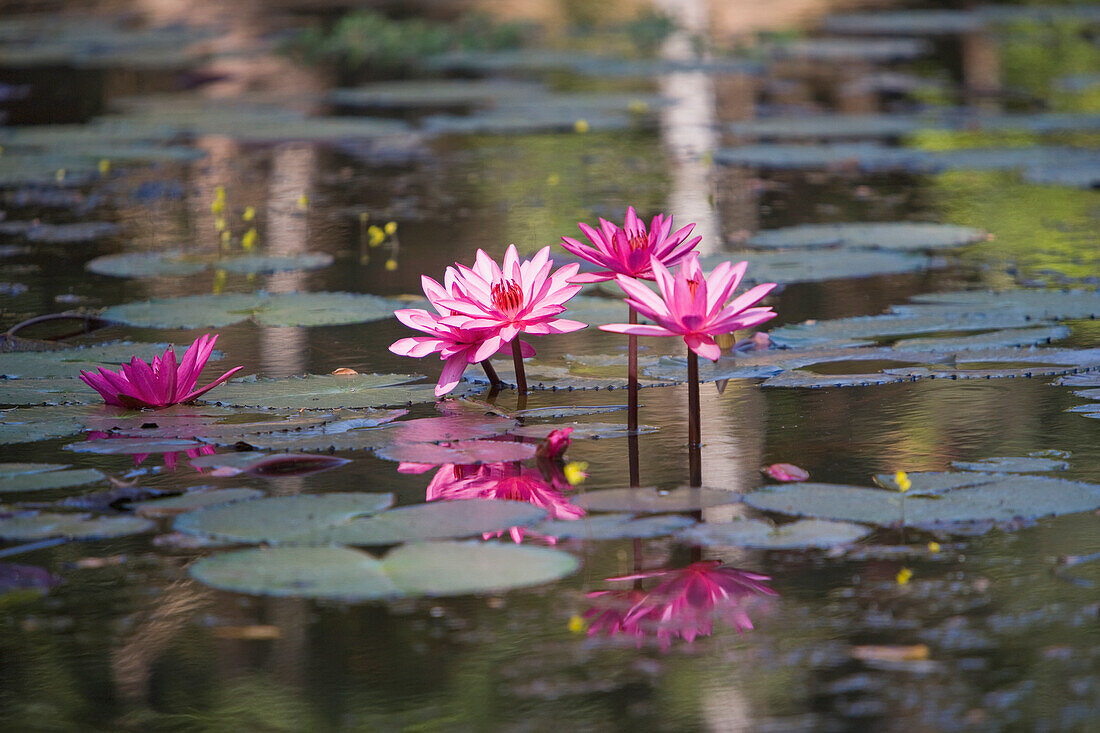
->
xmin=686 ymin=274 xmax=703 ymax=298
xmin=491 ymin=279 xmax=524 ymax=315
xmin=627 ymin=233 xmax=650 ymax=252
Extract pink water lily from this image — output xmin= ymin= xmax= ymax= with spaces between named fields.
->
xmin=561 ymin=205 xmax=701 ymax=282
xmin=599 ymin=253 xmax=778 ymax=361
xmin=79 ymin=334 xmax=242 ymax=410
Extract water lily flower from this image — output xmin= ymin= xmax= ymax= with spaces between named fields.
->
xmin=561 ymin=206 xmax=701 ymax=282
xmin=79 ymin=334 xmax=242 ymax=410
xmin=599 ymin=253 xmax=777 ymax=362
xmin=535 ymin=427 xmax=573 ymax=463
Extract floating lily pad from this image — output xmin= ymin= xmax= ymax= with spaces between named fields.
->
xmin=746 ymin=223 xmax=988 ymax=251
xmin=217 ymin=254 xmax=335 ymax=275
xmin=894 ymin=326 xmax=1070 ymax=351
xmin=871 ymin=471 xmax=999 ymax=494
xmin=425 ymin=49 xmax=759 ymax=77
xmin=765 ymin=38 xmax=930 ymax=61
xmin=329 ymin=80 xmax=546 ymax=108
xmin=373 ymin=440 xmax=536 ymax=465
xmin=704 ymin=249 xmax=934 ymax=285
xmin=514 ymin=405 xmax=629 ymax=420
xmin=906 ymin=290 xmax=1100 ymax=320
xmin=86 ymin=252 xmax=208 ymax=278
xmin=677 ymin=518 xmax=871 ymax=549
xmin=0 ymin=511 xmax=153 ymax=541
xmin=101 ymin=291 xmax=404 ymax=329
xmin=0 ymin=465 xmax=104 ymax=493
xmin=743 ymin=475 xmax=1100 ymax=530
xmin=0 ymin=341 xmax=221 ymax=379
xmin=133 ymin=488 xmax=266 ymax=518
xmin=17 ymin=222 xmax=122 ymax=244
xmin=728 ymin=113 xmax=1100 ymax=140
xmin=64 ymin=437 xmax=203 ymax=455
xmin=319 ymin=500 xmax=548 ymax=545
xmin=951 ymin=457 xmax=1069 ymax=473
xmin=535 ymin=512 xmax=694 ymax=540
xmin=575 ymin=487 xmax=741 ymax=513
xmin=200 ymin=374 xmax=434 ymax=410
xmin=422 ymin=92 xmax=663 ymax=135
xmin=769 ymin=310 xmax=1053 ymax=349
xmin=0 ymin=406 xmax=95 ymax=441
xmin=508 ymin=422 xmax=657 ymax=440
xmin=173 ymin=493 xmax=395 ymax=544
xmin=189 ymin=541 xmax=578 ymax=600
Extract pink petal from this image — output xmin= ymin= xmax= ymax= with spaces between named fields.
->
xmin=762 ymin=463 xmax=809 ymax=482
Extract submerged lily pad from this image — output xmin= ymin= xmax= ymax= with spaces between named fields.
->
xmin=536 ymin=512 xmax=694 ymax=540
xmin=0 ymin=511 xmax=153 ymax=540
xmin=101 ymin=291 xmax=404 ymax=329
xmin=746 ymin=223 xmax=988 ymax=251
xmin=744 ymin=475 xmax=1100 ymax=530
xmin=0 ymin=465 xmax=104 ymax=493
xmin=0 ymin=341 xmax=221 ymax=379
xmin=173 ymin=493 xmax=395 ymax=544
xmin=373 ymin=440 xmax=536 ymax=465
xmin=575 ymin=487 xmax=741 ymax=513
xmin=200 ymin=374 xmax=434 ymax=410
xmin=678 ymin=518 xmax=871 ymax=549
xmin=951 ymin=457 xmax=1069 ymax=473
xmin=189 ymin=541 xmax=578 ymax=600
xmin=133 ymin=488 xmax=266 ymax=518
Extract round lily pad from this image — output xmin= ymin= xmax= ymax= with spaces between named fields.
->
xmin=0 ymin=465 xmax=104 ymax=493
xmin=0 ymin=380 xmax=99 ymax=407
xmin=86 ymin=252 xmax=208 ymax=278
xmin=0 ymin=511 xmax=153 ymax=540
xmin=189 ymin=541 xmax=578 ymax=600
xmin=101 ymin=291 xmax=404 ymax=329
xmin=0 ymin=406 xmax=96 ymax=441
xmin=894 ymin=326 xmax=1070 ymax=352
xmin=536 ymin=512 xmax=694 ymax=540
xmin=700 ymin=249 xmax=934 ymax=285
xmin=951 ymin=457 xmax=1069 ymax=474
xmin=173 ymin=493 xmax=395 ymax=544
xmin=216 ymin=254 xmax=335 ymax=275
xmin=373 ymin=440 xmax=536 ymax=465
xmin=514 ymin=405 xmax=628 ymax=420
xmin=746 ymin=223 xmax=988 ymax=252
xmin=133 ymin=488 xmax=266 ymax=517
xmin=0 ymin=341 xmax=222 ymax=379
xmin=508 ymin=423 xmax=657 ymax=440
xmin=321 ymin=500 xmax=549 ymax=545
xmin=677 ymin=518 xmax=871 ymax=549
xmin=200 ymin=374 xmax=434 ymax=410
xmin=575 ymin=487 xmax=742 ymax=513
xmin=328 ymin=79 xmax=546 ymax=109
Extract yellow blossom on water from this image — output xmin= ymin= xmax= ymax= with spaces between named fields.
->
xmin=368 ymin=225 xmax=385 ymax=246
xmin=574 ymin=118 xmax=590 ymax=134
xmin=55 ymin=168 xmax=66 ymax=182
xmin=243 ymin=206 xmax=255 ymax=222
xmin=241 ymin=227 xmax=257 ymax=251
xmin=212 ymin=269 xmax=226 ymax=294
xmin=385 ymin=258 xmax=398 ymax=271
xmin=211 ymin=186 xmax=226 ymax=214
xmin=98 ymin=159 xmax=110 ymax=175
xmin=895 ymin=470 xmax=912 ymax=493
xmin=546 ymin=173 xmax=560 ymax=186
xmin=628 ymin=99 xmax=649 ymax=114
xmin=896 ymin=567 xmax=913 ymax=585
xmin=928 ymin=541 xmax=941 ymax=554
xmin=220 ymin=230 xmax=230 ymax=247
xmin=567 ymin=615 xmax=587 ymax=634
xmin=297 ymin=194 xmax=309 ymax=210
xmin=214 ymin=216 xmax=226 ymax=232
xmin=563 ymin=461 xmax=589 ymax=486
xmin=384 ymin=221 xmax=397 ymax=236
xmin=359 ymin=212 xmax=369 ymax=223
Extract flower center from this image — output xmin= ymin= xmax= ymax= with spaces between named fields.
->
xmin=686 ymin=274 xmax=703 ymax=298
xmin=490 ymin=279 xmax=524 ymax=315
xmin=627 ymin=232 xmax=649 ymax=252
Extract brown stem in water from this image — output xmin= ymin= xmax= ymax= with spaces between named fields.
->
xmin=4 ymin=311 xmax=112 ymax=340
xmin=512 ymin=338 xmax=528 ymax=396
xmin=481 ymin=359 xmax=501 ymax=387
xmin=687 ymin=347 xmax=702 ymax=487
xmin=627 ymin=306 xmax=640 ymax=487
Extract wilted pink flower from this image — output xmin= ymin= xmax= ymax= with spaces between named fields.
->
xmin=433 ymin=245 xmax=587 ymax=354
xmin=762 ymin=463 xmax=809 ymax=482
xmin=561 ymin=205 xmax=701 ymax=282
xmin=390 ymin=275 xmax=535 ymax=396
xmin=600 ymin=253 xmax=778 ymax=361
xmin=588 ymin=561 xmax=777 ymax=648
xmin=79 ymin=334 xmax=242 ymax=410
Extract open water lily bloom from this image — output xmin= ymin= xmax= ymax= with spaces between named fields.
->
xmin=389 ymin=275 xmax=534 ymax=396
xmin=434 ymin=244 xmax=587 ymax=356
xmin=600 ymin=253 xmax=778 ymax=361
xmin=79 ymin=334 xmax=242 ymax=410
xmin=560 ymin=205 xmax=701 ymax=282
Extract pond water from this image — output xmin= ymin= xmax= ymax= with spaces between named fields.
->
xmin=1 ymin=0 xmax=1099 ymax=730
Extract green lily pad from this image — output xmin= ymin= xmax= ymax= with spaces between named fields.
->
xmin=0 ymin=341 xmax=222 ymax=379
xmin=86 ymin=252 xmax=334 ymax=278
xmin=373 ymin=440 xmax=536 ymax=465
xmin=0 ymin=406 xmax=96 ymax=441
xmin=189 ymin=541 xmax=578 ymax=600
xmin=704 ymin=249 xmax=934 ymax=285
xmin=765 ymin=38 xmax=929 ymax=61
xmin=677 ymin=518 xmax=871 ymax=549
xmin=421 ymin=92 xmax=663 ymax=135
xmin=101 ymin=291 xmax=404 ymax=329
xmin=728 ymin=113 xmax=1100 ymax=140
xmin=216 ymin=253 xmax=335 ymax=275
xmin=744 ymin=476 xmax=1100 ymax=531
xmin=133 ymin=488 xmax=266 ymax=518
xmin=0 ymin=465 xmax=104 ymax=493
xmin=535 ymin=512 xmax=694 ymax=540
xmin=769 ymin=310 xmax=1054 ymax=349
xmin=14 ymin=222 xmax=122 ymax=244
xmin=951 ymin=457 xmax=1069 ymax=473
xmin=173 ymin=493 xmax=395 ymax=544
xmin=320 ymin=500 xmax=548 ymax=545
xmin=64 ymin=437 xmax=203 ymax=455
xmin=907 ymin=290 xmax=1100 ymax=321
xmin=894 ymin=326 xmax=1070 ymax=352
xmin=515 ymin=405 xmax=629 ymax=420
xmin=871 ymin=471 xmax=999 ymax=494
xmin=746 ymin=223 xmax=989 ymax=251
xmin=508 ymin=423 xmax=658 ymax=440
xmin=0 ymin=511 xmax=153 ymax=541
xmin=575 ymin=487 xmax=742 ymax=513
xmin=328 ymin=80 xmax=546 ymax=108
xmin=199 ymin=374 xmax=434 ymax=410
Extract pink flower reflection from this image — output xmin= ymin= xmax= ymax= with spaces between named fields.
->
xmin=84 ymin=431 xmax=216 ymax=472
xmin=586 ymin=561 xmax=776 ymax=648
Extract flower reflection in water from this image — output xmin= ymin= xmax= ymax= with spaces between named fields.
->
xmin=586 ymin=561 xmax=777 ymax=649
xmin=84 ymin=431 xmax=217 ymax=472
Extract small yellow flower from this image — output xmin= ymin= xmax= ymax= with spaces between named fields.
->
xmin=241 ymin=227 xmax=257 ymax=251
xmin=627 ymin=99 xmax=649 ymax=114
xmin=546 ymin=173 xmax=560 ymax=186
xmin=55 ymin=168 xmax=66 ymax=182
xmin=98 ymin=159 xmax=110 ymax=175
xmin=384 ymin=221 xmax=397 ymax=236
xmin=214 ymin=216 xmax=226 ymax=232
xmin=896 ymin=567 xmax=913 ymax=585
xmin=567 ymin=615 xmax=587 ymax=634
xmin=384 ymin=258 xmax=398 ymax=271
xmin=368 ymin=225 xmax=385 ymax=246
xmin=243 ymin=206 xmax=255 ymax=222
xmin=895 ymin=470 xmax=912 ymax=493
xmin=212 ymin=268 xmax=226 ymax=295
xmin=563 ymin=461 xmax=589 ymax=486
xmin=928 ymin=541 xmax=941 ymax=554
xmin=211 ymin=186 xmax=226 ymax=214
xmin=297 ymin=194 xmax=309 ymax=210
xmin=574 ymin=118 xmax=590 ymax=134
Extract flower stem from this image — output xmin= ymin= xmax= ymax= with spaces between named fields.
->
xmin=628 ymin=306 xmax=640 ymax=487
xmin=481 ymin=359 xmax=501 ymax=387
xmin=512 ymin=338 xmax=528 ymax=396
xmin=687 ymin=347 xmax=702 ymax=487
